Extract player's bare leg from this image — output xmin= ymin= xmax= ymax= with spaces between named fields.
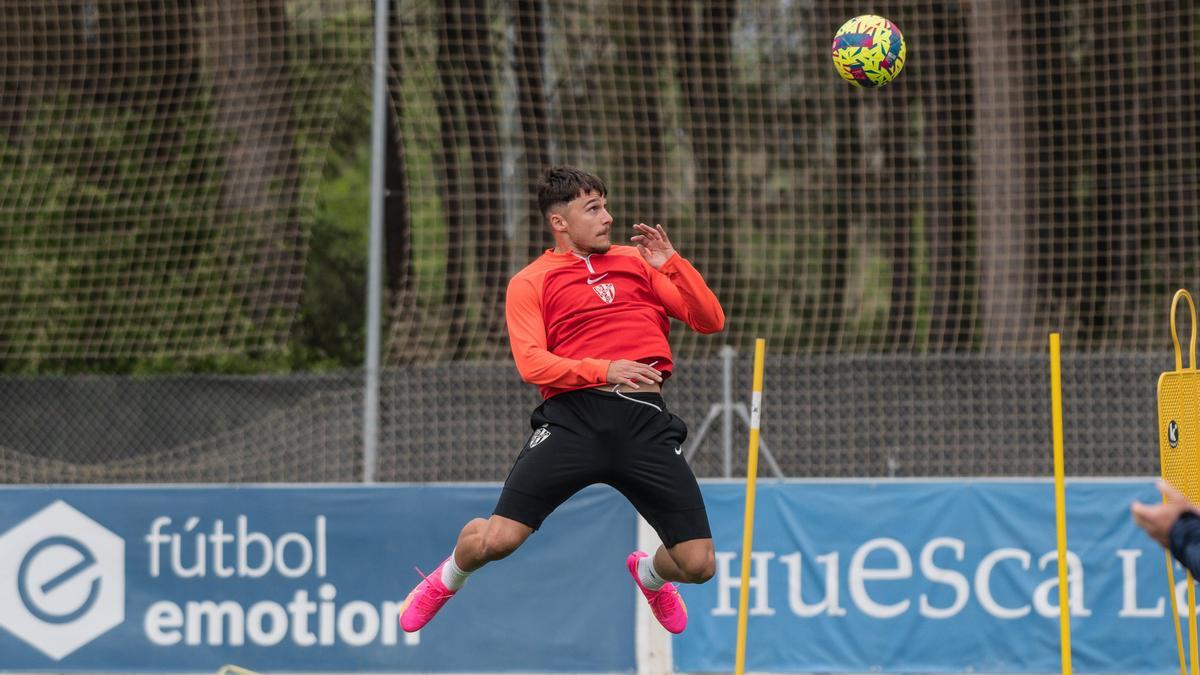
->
xmin=652 ymin=538 xmax=716 ymax=583
xmin=453 ymin=515 xmax=533 ymax=570
xmin=399 ymin=515 xmax=533 ymax=632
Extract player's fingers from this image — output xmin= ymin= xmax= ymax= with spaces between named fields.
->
xmin=1160 ymin=479 xmax=1186 ymax=503
xmin=1131 ymin=502 xmax=1148 ymax=522
xmin=626 ymin=367 xmax=656 ymax=384
xmin=1131 ymin=504 xmax=1161 ymax=537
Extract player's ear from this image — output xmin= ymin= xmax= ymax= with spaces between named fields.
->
xmin=548 ymin=210 xmax=568 ymax=233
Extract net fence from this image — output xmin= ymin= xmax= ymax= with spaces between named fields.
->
xmin=0 ymin=354 xmax=1179 ymax=483
xmin=1 ymin=1 xmax=372 ymax=365
xmin=1 ymin=0 xmax=1197 ymax=482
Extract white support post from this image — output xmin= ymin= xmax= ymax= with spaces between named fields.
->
xmin=636 ymin=516 xmax=673 ymax=674
xmin=362 ymin=0 xmax=389 ymax=483
xmin=720 ymin=344 xmax=735 ymax=477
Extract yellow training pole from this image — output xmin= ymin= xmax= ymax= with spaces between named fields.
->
xmin=1049 ymin=333 xmax=1072 ymax=675
xmin=1190 ymin=574 xmax=1200 ymax=675
xmin=734 ymin=338 xmax=766 ymax=675
xmin=1166 ymin=551 xmax=1188 ymax=675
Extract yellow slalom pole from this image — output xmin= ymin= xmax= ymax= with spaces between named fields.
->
xmin=1049 ymin=333 xmax=1072 ymax=675
xmin=1166 ymin=551 xmax=1188 ymax=675
xmin=1190 ymin=574 xmax=1200 ymax=675
xmin=734 ymin=338 xmax=766 ymax=675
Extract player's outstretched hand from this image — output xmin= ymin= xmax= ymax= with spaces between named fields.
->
xmin=631 ymin=223 xmax=677 ymax=270
xmin=1132 ymin=479 xmax=1198 ymax=547
xmin=607 ymin=359 xmax=662 ymax=389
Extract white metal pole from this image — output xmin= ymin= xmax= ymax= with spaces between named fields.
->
xmin=363 ymin=0 xmax=389 ymax=483
xmin=721 ymin=345 xmax=735 ymax=478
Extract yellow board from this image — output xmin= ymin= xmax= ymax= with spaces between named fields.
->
xmin=1159 ymin=289 xmax=1200 ymax=675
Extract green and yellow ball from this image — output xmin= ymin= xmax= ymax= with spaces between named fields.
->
xmin=831 ymin=15 xmax=906 ymax=88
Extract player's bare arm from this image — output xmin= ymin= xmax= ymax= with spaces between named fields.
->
xmin=631 ymin=223 xmax=677 ymax=269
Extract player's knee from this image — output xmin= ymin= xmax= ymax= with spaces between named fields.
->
xmin=480 ymin=526 xmax=524 ymax=562
xmin=680 ymin=554 xmax=715 ymax=584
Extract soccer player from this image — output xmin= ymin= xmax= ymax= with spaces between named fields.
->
xmin=1133 ymin=479 xmax=1200 ymax=577
xmin=399 ymin=166 xmax=724 ymax=635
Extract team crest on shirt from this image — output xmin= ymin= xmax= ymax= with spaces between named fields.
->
xmin=592 ymin=282 xmax=616 ymax=304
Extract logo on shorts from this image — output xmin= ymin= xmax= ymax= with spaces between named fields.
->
xmin=592 ymin=283 xmax=615 ymax=304
xmin=1169 ymin=420 xmax=1180 ymax=448
xmin=529 ymin=425 xmax=551 ymax=448
xmin=674 ymin=446 xmax=682 ymax=455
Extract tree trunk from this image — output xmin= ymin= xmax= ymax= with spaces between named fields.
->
xmin=0 ymin=2 xmax=35 ymax=143
xmin=1077 ymin=3 xmax=1138 ymax=347
xmin=513 ymin=0 xmax=552 ymax=260
xmin=670 ymin=0 xmax=736 ymax=301
xmin=925 ymin=1 xmax=975 ymax=352
xmin=140 ymin=1 xmax=202 ymax=166
xmin=435 ymin=5 xmax=469 ymax=359
xmin=610 ymin=0 xmax=666 ymax=228
xmin=201 ymin=0 xmax=304 ymax=323
xmin=385 ymin=0 xmax=413 ymax=304
xmin=813 ymin=1 xmax=853 ymax=350
xmin=973 ymin=0 xmax=1034 ymax=351
xmin=1143 ymin=1 xmax=1198 ymax=300
xmin=454 ymin=1 xmax=506 ymax=353
xmin=883 ymin=89 xmax=915 ymax=350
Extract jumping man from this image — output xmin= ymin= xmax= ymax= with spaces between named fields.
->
xmin=399 ymin=165 xmax=724 ymax=634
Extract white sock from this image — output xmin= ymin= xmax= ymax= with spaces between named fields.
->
xmin=440 ymin=554 xmax=471 ymax=591
xmin=637 ymin=554 xmax=667 ymax=591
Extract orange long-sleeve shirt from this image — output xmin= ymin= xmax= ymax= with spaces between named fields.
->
xmin=505 ymin=245 xmax=724 ymax=399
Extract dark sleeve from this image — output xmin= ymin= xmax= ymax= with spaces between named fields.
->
xmin=1169 ymin=512 xmax=1200 ymax=577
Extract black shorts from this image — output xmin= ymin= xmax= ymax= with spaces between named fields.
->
xmin=494 ymin=387 xmax=711 ymax=548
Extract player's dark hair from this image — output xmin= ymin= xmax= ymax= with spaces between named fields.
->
xmin=536 ymin=166 xmax=607 ymax=218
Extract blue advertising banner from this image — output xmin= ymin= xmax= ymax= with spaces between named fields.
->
xmin=676 ymin=481 xmax=1181 ymax=673
xmin=0 ymin=485 xmax=636 ymax=672
xmin=0 ymin=480 xmax=1184 ymax=672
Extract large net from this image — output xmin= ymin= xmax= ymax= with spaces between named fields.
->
xmin=1 ymin=1 xmax=1198 ymax=482
xmin=0 ymin=1 xmax=372 ymax=366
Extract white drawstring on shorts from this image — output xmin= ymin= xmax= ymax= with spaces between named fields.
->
xmin=612 ymin=360 xmax=663 ymax=412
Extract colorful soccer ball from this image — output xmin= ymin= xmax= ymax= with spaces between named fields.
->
xmin=831 ymin=15 xmax=906 ymax=88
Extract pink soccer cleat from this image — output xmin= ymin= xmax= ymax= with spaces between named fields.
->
xmin=399 ymin=558 xmax=457 ymax=632
xmin=627 ymin=551 xmax=688 ymax=634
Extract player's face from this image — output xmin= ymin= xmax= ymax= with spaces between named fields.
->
xmin=560 ymin=191 xmax=613 ymax=254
